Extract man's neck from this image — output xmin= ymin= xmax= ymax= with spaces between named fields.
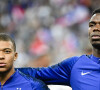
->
xmin=92 ymin=48 xmax=100 ymax=57
xmin=0 ymin=68 xmax=15 ymax=85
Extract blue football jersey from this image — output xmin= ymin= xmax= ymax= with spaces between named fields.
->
xmin=0 ymin=70 xmax=49 ymax=90
xmin=18 ymin=54 xmax=100 ymax=90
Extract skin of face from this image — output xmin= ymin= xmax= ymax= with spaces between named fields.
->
xmin=0 ymin=41 xmax=17 ymax=73
xmin=89 ymin=13 xmax=100 ymax=49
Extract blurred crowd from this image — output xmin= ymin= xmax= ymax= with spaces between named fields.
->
xmin=0 ymin=0 xmax=100 ymax=90
xmin=0 ymin=0 xmax=99 ymax=67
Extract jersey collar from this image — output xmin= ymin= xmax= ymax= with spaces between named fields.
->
xmin=90 ymin=54 xmax=100 ymax=64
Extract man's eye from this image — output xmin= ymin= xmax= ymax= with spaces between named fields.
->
xmin=4 ymin=50 xmax=11 ymax=53
xmin=89 ymin=24 xmax=94 ymax=27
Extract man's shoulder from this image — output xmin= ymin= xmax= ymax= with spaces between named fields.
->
xmin=59 ymin=55 xmax=81 ymax=66
xmin=58 ymin=55 xmax=87 ymax=71
xmin=60 ymin=54 xmax=87 ymax=64
xmin=18 ymin=70 xmax=49 ymax=90
xmin=30 ymin=77 xmax=49 ymax=90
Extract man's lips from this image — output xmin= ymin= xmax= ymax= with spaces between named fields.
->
xmin=0 ymin=63 xmax=6 ymax=67
xmin=91 ymin=35 xmax=100 ymax=39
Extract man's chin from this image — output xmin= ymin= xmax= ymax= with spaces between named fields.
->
xmin=0 ymin=68 xmax=8 ymax=73
xmin=92 ymin=44 xmax=100 ymax=50
xmin=0 ymin=67 xmax=11 ymax=74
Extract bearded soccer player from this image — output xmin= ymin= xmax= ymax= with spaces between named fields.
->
xmin=17 ymin=8 xmax=100 ymax=90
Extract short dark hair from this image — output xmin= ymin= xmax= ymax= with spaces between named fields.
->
xmin=92 ymin=8 xmax=100 ymax=15
xmin=0 ymin=33 xmax=16 ymax=51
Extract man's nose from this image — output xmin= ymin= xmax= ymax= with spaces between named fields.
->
xmin=0 ymin=51 xmax=5 ymax=60
xmin=93 ymin=24 xmax=100 ymax=31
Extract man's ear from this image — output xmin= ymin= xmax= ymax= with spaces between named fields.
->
xmin=14 ymin=52 xmax=18 ymax=61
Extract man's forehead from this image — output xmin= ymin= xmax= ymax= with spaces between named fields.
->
xmin=90 ymin=13 xmax=100 ymax=22
xmin=0 ymin=40 xmax=13 ymax=47
xmin=0 ymin=40 xmax=12 ymax=43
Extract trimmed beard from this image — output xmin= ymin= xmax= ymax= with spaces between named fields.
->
xmin=92 ymin=43 xmax=100 ymax=50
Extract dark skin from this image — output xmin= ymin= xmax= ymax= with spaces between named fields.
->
xmin=89 ymin=13 xmax=100 ymax=57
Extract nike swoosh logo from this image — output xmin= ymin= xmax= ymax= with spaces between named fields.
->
xmin=81 ymin=71 xmax=91 ymax=76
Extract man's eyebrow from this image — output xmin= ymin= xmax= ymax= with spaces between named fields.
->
xmin=89 ymin=21 xmax=96 ymax=24
xmin=0 ymin=48 xmax=12 ymax=52
xmin=3 ymin=48 xmax=12 ymax=50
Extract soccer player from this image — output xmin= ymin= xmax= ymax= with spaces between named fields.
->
xmin=0 ymin=33 xmax=49 ymax=90
xmin=18 ymin=8 xmax=100 ymax=90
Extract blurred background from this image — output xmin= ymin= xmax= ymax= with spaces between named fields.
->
xmin=0 ymin=0 xmax=99 ymax=89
